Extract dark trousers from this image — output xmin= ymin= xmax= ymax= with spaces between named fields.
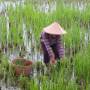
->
xmin=41 ymin=42 xmax=60 ymax=64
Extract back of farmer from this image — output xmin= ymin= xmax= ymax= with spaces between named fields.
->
xmin=40 ymin=22 xmax=67 ymax=65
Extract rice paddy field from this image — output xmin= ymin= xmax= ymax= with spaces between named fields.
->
xmin=0 ymin=0 xmax=90 ymax=90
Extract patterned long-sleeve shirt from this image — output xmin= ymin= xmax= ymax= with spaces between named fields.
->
xmin=41 ymin=32 xmax=64 ymax=58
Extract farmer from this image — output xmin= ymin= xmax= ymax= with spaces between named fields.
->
xmin=40 ymin=22 xmax=67 ymax=65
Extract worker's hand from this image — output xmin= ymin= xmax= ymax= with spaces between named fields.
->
xmin=50 ymin=55 xmax=56 ymax=64
xmin=50 ymin=59 xmax=56 ymax=65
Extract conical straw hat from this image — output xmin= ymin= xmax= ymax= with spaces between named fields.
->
xmin=43 ymin=22 xmax=67 ymax=35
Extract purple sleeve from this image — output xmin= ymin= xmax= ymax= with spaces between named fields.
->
xmin=41 ymin=32 xmax=54 ymax=57
xmin=56 ymin=36 xmax=64 ymax=58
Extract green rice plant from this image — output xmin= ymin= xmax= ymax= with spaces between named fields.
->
xmin=70 ymin=25 xmax=83 ymax=53
xmin=7 ymin=5 xmax=24 ymax=47
xmin=0 ymin=54 xmax=10 ymax=87
xmin=6 ymin=1 xmax=89 ymax=52
xmin=50 ymin=68 xmax=69 ymax=90
xmin=86 ymin=83 xmax=90 ymax=90
xmin=18 ymin=75 xmax=30 ymax=90
xmin=0 ymin=1 xmax=90 ymax=89
xmin=66 ymin=80 xmax=78 ymax=90
xmin=0 ymin=16 xmax=3 ymax=43
xmin=64 ymin=23 xmax=86 ymax=58
xmin=63 ymin=28 xmax=72 ymax=47
xmin=74 ymin=44 xmax=90 ymax=88
xmin=40 ymin=70 xmax=66 ymax=90
xmin=1 ymin=56 xmax=9 ymax=71
xmin=29 ymin=79 xmax=39 ymax=90
xmin=41 ymin=58 xmax=73 ymax=90
xmin=22 ymin=4 xmax=34 ymax=29
xmin=56 ymin=2 xmax=81 ymax=28
xmin=0 ymin=16 xmax=7 ymax=46
xmin=81 ymin=4 xmax=90 ymax=28
xmin=0 ymin=52 xmax=4 ymax=79
xmin=7 ymin=64 xmax=17 ymax=86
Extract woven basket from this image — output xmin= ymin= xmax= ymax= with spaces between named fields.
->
xmin=12 ymin=58 xmax=33 ymax=76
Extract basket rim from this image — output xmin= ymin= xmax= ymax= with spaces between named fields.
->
xmin=11 ymin=58 xmax=33 ymax=67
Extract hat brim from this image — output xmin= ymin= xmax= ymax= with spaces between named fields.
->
xmin=43 ymin=22 xmax=67 ymax=35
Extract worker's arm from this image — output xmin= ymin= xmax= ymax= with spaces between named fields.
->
xmin=41 ymin=32 xmax=55 ymax=58
xmin=56 ymin=36 xmax=64 ymax=59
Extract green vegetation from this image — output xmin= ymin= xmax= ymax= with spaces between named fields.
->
xmin=0 ymin=0 xmax=90 ymax=90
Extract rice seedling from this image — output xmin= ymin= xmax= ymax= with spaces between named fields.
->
xmin=18 ymin=75 xmax=30 ymax=90
xmin=66 ymin=80 xmax=78 ymax=90
xmin=0 ymin=0 xmax=90 ymax=89
xmin=74 ymin=44 xmax=90 ymax=89
xmin=0 ymin=16 xmax=7 ymax=49
xmin=86 ymin=84 xmax=90 ymax=90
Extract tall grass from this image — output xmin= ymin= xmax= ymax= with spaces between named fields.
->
xmin=0 ymin=16 xmax=7 ymax=49
xmin=74 ymin=44 xmax=90 ymax=89
xmin=3 ymin=2 xmax=89 ymax=45
xmin=0 ymin=0 xmax=89 ymax=61
xmin=0 ymin=1 xmax=90 ymax=89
